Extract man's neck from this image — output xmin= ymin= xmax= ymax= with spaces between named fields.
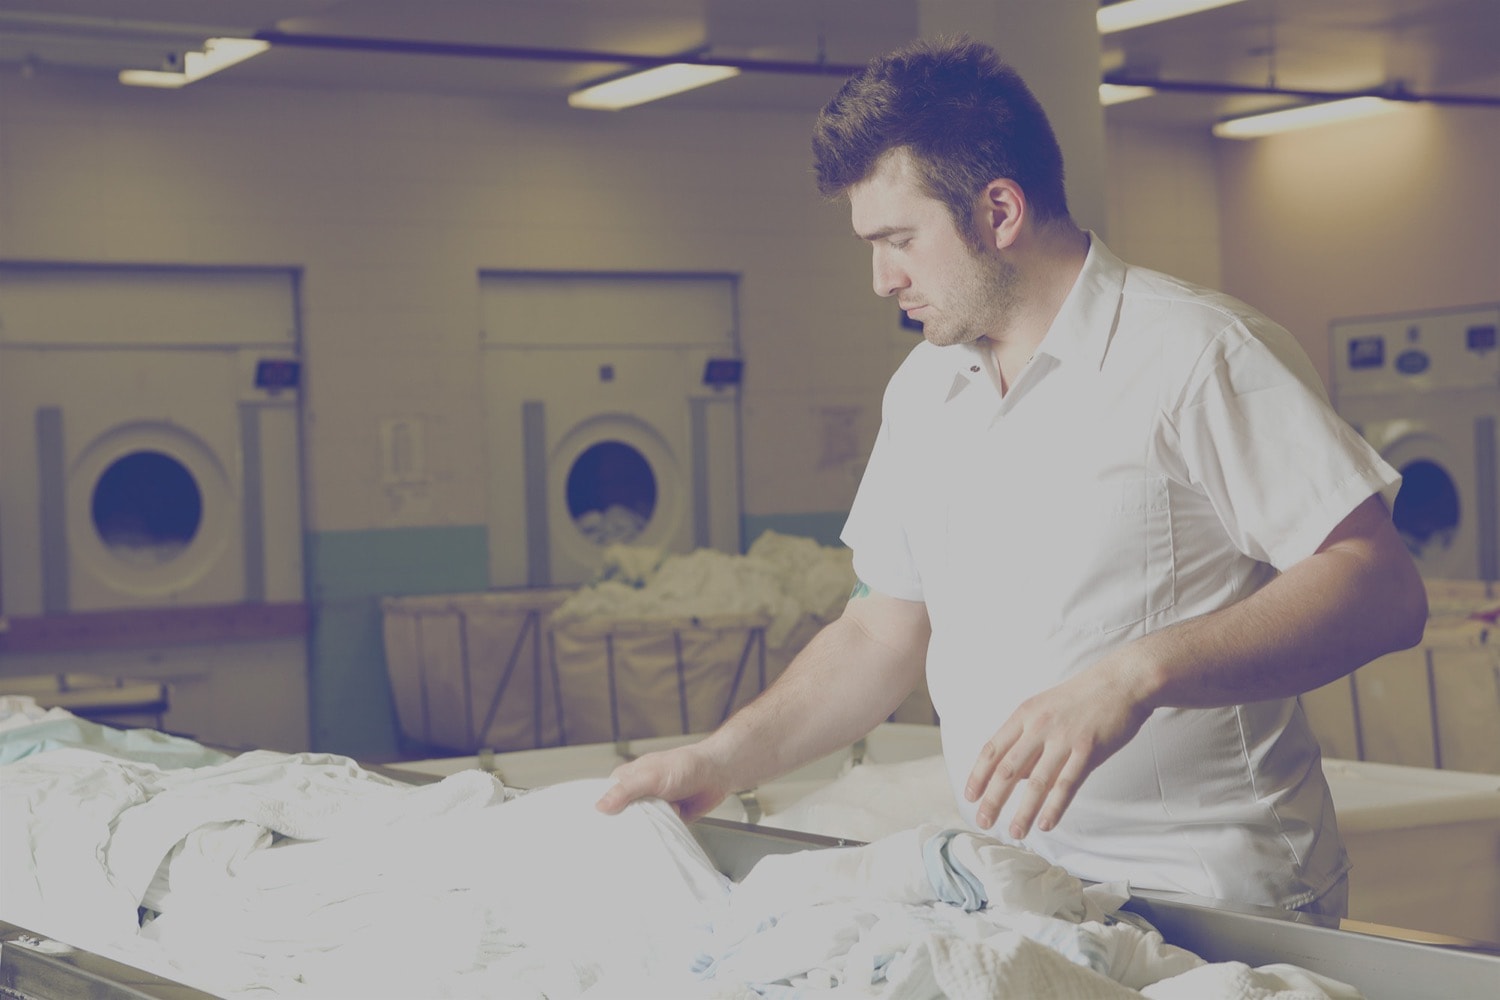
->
xmin=986 ymin=224 xmax=1089 ymax=386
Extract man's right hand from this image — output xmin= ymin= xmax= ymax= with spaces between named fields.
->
xmin=595 ymin=589 xmax=930 ymax=824
xmin=594 ymin=742 xmax=734 ymax=823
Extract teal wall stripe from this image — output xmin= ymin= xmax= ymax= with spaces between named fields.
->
xmin=305 ymin=524 xmax=489 ymax=757
xmin=742 ymin=511 xmax=850 ymax=550
xmin=307 ymin=525 xmax=490 ymax=600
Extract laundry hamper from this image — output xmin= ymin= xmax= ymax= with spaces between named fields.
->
xmin=381 ymin=588 xmax=574 ymax=753
xmin=382 ymin=592 xmax=785 ymax=752
xmin=383 ymin=590 xmax=939 ymax=754
xmin=548 ymin=611 xmax=776 ymax=745
xmin=1300 ymin=578 xmax=1499 ymax=774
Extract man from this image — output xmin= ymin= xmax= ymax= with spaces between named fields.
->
xmin=598 ymin=36 xmax=1427 ymax=917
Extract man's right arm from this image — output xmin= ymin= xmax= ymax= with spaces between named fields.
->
xmin=595 ymin=584 xmax=930 ymax=821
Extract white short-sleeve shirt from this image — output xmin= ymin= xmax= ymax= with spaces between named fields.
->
xmin=841 ymin=236 xmax=1399 ymax=908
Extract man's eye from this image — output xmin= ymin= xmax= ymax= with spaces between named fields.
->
xmin=889 ymin=239 xmax=911 ymax=250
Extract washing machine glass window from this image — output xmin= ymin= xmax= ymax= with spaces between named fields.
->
xmin=69 ymin=422 xmax=236 ymax=601
xmin=91 ymin=450 xmax=203 ymax=567
xmin=567 ymin=440 xmax=657 ymax=546
xmin=1392 ymin=458 xmax=1461 ymax=560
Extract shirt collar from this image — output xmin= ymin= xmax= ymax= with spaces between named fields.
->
xmin=939 ymin=232 xmax=1127 ymax=402
xmin=1030 ymin=231 xmax=1127 ymax=370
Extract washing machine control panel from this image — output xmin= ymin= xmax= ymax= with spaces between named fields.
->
xmin=1331 ymin=305 xmax=1500 ymax=396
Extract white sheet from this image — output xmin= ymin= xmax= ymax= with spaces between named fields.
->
xmin=2 ymin=732 xmax=1365 ymax=999
xmin=698 ymin=824 xmax=1361 ymax=1000
xmin=2 ymin=746 xmax=730 ymax=998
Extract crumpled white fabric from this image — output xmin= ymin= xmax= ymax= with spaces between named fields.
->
xmin=3 ymin=744 xmax=1366 ymax=1000
xmin=1 ymin=747 xmax=158 ymax=944
xmin=554 ymin=530 xmax=855 ymax=649
xmin=0 ymin=695 xmax=227 ymax=767
xmin=698 ymin=823 xmax=1362 ymax=1000
xmin=1142 ymin=961 xmax=1366 ymax=1000
xmin=720 ymin=824 xmax=1123 ymax=941
xmin=2 ymin=747 xmax=732 ymax=999
xmin=141 ymin=776 xmax=731 ymax=999
xmin=885 ymin=930 xmax=1146 ymax=1000
xmin=700 ymin=823 xmax=1185 ymax=996
xmin=0 ymin=695 xmax=72 ymax=731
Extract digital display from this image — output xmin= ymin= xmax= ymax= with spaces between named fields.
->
xmin=1346 ymin=336 xmax=1385 ymax=370
xmin=702 ymin=358 xmax=743 ymax=386
xmin=1467 ymin=324 xmax=1497 ymax=352
xmin=254 ymin=358 xmax=301 ymax=390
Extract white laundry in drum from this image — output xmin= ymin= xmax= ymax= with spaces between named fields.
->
xmin=574 ymin=503 xmax=650 ymax=546
xmin=90 ymin=450 xmax=200 ymax=569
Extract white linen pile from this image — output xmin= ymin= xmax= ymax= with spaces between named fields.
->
xmin=553 ymin=529 xmax=856 ymax=649
xmin=2 ymin=738 xmax=1364 ymax=999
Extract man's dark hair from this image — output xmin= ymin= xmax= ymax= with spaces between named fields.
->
xmin=812 ymin=36 xmax=1071 ymax=232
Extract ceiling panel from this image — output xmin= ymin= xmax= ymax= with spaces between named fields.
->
xmin=0 ymin=0 xmax=1495 ymax=124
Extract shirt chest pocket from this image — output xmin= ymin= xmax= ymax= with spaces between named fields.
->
xmin=1051 ymin=475 xmax=1176 ymax=635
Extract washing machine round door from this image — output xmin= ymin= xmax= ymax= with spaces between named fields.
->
xmin=70 ymin=423 xmax=237 ymax=604
xmin=550 ymin=414 xmax=686 ymax=582
xmin=1364 ymin=419 xmax=1480 ymax=579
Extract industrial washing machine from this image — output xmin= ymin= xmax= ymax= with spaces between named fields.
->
xmin=0 ymin=264 xmax=310 ymax=750
xmin=1331 ymin=304 xmax=1500 ymax=580
xmin=480 ymin=272 xmax=743 ymax=588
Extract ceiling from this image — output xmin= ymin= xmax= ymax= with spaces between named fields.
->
xmin=1 ymin=0 xmax=1497 ymax=127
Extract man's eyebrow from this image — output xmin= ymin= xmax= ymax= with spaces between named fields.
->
xmin=855 ymin=225 xmax=912 ymax=243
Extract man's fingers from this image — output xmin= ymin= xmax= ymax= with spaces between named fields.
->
xmin=595 ymin=748 xmax=729 ymax=821
xmin=1003 ymin=746 xmax=1073 ymax=839
xmin=595 ymin=755 xmax=667 ymax=814
xmin=594 ymin=782 xmax=632 ymax=814
xmin=964 ymin=728 xmax=1020 ymax=802
xmin=1011 ymin=748 xmax=1097 ymax=837
xmin=969 ymin=739 xmax=1038 ymax=830
xmin=968 ymin=734 xmax=1095 ymax=838
xmin=1036 ymin=757 xmax=1088 ymax=833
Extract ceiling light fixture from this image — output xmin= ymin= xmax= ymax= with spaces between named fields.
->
xmin=1097 ymin=0 xmax=1251 ymax=34
xmin=119 ymin=36 xmax=269 ymax=88
xmin=1099 ymin=82 xmax=1157 ymax=106
xmin=1211 ymin=96 xmax=1403 ymax=138
xmin=568 ymin=62 xmax=741 ymax=110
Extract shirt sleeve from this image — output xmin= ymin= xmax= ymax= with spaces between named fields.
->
xmin=1174 ymin=315 xmax=1401 ymax=571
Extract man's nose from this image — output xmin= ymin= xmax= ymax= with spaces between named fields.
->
xmin=872 ymin=250 xmax=908 ymax=298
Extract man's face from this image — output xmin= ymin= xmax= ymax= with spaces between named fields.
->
xmin=848 ymin=151 xmax=1017 ymax=347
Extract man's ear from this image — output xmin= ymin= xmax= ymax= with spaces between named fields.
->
xmin=979 ymin=178 xmax=1026 ymax=250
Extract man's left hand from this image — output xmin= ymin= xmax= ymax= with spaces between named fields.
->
xmin=964 ymin=655 xmax=1155 ymax=838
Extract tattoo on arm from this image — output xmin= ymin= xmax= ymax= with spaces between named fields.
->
xmin=850 ymin=580 xmax=871 ymax=600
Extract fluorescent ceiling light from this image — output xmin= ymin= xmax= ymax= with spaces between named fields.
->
xmin=1099 ymin=83 xmax=1157 ymax=106
xmin=118 ymin=68 xmax=192 ymax=89
xmin=1098 ymin=0 xmax=1251 ymax=34
xmin=120 ymin=37 xmax=269 ymax=89
xmin=1212 ymin=96 xmax=1403 ymax=138
xmin=568 ymin=63 xmax=740 ymax=110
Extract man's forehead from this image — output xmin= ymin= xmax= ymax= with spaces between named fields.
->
xmin=849 ymin=151 xmax=934 ymax=237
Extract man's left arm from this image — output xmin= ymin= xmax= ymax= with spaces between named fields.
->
xmin=966 ymin=492 xmax=1428 ymax=838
